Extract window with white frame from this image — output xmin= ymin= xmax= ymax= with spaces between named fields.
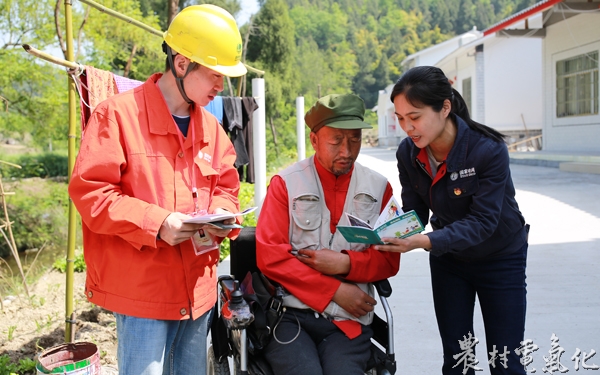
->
xmin=556 ymin=51 xmax=598 ymax=118
xmin=462 ymin=77 xmax=472 ymax=115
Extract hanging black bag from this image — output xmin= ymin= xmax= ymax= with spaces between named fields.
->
xmin=241 ymin=271 xmax=285 ymax=355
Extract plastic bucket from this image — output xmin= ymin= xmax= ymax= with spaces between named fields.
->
xmin=36 ymin=342 xmax=102 ymax=375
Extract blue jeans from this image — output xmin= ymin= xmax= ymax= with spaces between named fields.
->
xmin=114 ymin=309 xmax=212 ymax=375
xmin=430 ymin=243 xmax=528 ymax=375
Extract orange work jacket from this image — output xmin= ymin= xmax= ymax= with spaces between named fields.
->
xmin=69 ymin=73 xmax=240 ymax=320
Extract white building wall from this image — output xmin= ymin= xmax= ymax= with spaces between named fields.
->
xmin=404 ymin=30 xmax=481 ymax=68
xmin=543 ymin=13 xmax=600 ymax=152
xmin=484 ymin=37 xmax=543 ymax=132
xmin=437 ymin=61 xmax=476 ymax=120
xmin=376 ymin=30 xmax=484 ymax=147
xmin=377 ymin=84 xmax=406 ymax=147
xmin=437 ymin=37 xmax=542 ymax=133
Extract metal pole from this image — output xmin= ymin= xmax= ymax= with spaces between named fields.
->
xmin=64 ymin=0 xmax=78 ymax=342
xmin=252 ymin=78 xmax=266 ymax=216
xmin=296 ymin=96 xmax=305 ymax=161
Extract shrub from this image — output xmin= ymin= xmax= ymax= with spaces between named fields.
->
xmin=0 ymin=151 xmax=68 ymax=178
xmin=0 ymin=354 xmax=36 ymax=375
xmin=53 ymin=249 xmax=86 ymax=273
xmin=0 ymin=178 xmax=71 ymax=258
xmin=219 ymin=182 xmax=257 ymax=260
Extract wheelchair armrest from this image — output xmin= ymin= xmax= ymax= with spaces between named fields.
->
xmin=374 ymin=279 xmax=392 ymax=298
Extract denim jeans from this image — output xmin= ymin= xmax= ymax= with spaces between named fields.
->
xmin=430 ymin=242 xmax=528 ymax=375
xmin=114 ymin=309 xmax=212 ymax=375
xmin=263 ymin=308 xmax=373 ymax=375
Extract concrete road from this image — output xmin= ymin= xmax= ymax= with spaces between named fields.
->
xmin=218 ymin=146 xmax=600 ymax=374
xmin=357 ymin=146 xmax=600 ymax=374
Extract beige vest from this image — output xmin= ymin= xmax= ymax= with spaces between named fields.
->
xmin=279 ymin=156 xmax=387 ymax=325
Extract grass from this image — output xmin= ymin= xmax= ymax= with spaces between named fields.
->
xmin=6 ymin=325 xmax=16 ymax=341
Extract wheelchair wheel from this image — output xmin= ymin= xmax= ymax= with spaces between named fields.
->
xmin=208 ymin=345 xmax=230 ymax=375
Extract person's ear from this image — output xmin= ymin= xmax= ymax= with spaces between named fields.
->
xmin=442 ymin=98 xmax=452 ymax=118
xmin=173 ymin=54 xmax=189 ymax=77
xmin=309 ymin=131 xmax=318 ymax=149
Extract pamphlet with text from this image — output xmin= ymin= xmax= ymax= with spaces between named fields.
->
xmin=337 ymin=197 xmax=424 ymax=244
xmin=183 ymin=206 xmax=257 ymax=229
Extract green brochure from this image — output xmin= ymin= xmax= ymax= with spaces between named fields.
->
xmin=337 ymin=197 xmax=424 ymax=245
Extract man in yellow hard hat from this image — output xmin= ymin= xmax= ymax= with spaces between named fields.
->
xmin=69 ymin=5 xmax=246 ymax=375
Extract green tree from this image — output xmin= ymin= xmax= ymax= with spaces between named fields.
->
xmin=0 ymin=0 xmax=167 ymax=148
xmin=71 ymin=0 xmax=163 ymax=79
xmin=246 ymin=0 xmax=298 ymax=166
xmin=458 ymin=0 xmax=476 ymax=33
xmin=430 ymin=0 xmax=453 ymax=34
xmin=0 ymin=0 xmax=69 ymax=148
xmin=351 ymin=29 xmax=386 ymax=108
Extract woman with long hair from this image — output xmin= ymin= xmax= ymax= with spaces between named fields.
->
xmin=377 ymin=66 xmax=529 ymax=375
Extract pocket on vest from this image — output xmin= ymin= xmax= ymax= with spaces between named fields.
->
xmin=291 ymin=194 xmax=321 ymax=249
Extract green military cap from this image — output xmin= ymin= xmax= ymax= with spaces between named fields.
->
xmin=305 ymin=93 xmax=373 ymax=133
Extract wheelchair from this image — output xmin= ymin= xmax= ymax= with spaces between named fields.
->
xmin=208 ymin=227 xmax=397 ymax=375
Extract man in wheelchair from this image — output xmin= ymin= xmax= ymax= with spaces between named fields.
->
xmin=255 ymin=94 xmax=401 ymax=375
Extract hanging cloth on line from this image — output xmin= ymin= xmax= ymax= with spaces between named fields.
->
xmin=222 ymin=97 xmax=250 ymax=169
xmin=74 ymin=66 xmax=143 ymax=130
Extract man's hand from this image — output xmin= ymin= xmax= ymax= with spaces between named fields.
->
xmin=202 ymin=208 xmax=235 ymax=238
xmin=158 ymin=212 xmax=205 ymax=246
xmin=295 ymin=248 xmax=350 ymax=276
xmin=332 ymin=283 xmax=377 ymax=318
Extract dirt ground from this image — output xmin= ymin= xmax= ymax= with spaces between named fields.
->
xmin=0 ymin=269 xmax=118 ymax=372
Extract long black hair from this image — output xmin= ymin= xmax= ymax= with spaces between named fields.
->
xmin=390 ymin=66 xmax=505 ymax=142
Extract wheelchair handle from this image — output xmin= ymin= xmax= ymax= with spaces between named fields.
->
xmin=374 ymin=279 xmax=392 ymax=298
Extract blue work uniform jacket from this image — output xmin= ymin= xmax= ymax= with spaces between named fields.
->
xmin=396 ymin=115 xmax=527 ymax=260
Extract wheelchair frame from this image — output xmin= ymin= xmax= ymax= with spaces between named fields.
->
xmin=208 ymin=227 xmax=396 ymax=375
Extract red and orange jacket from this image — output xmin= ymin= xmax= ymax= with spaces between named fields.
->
xmin=69 ymin=73 xmax=240 ymax=320
xmin=256 ymin=159 xmax=400 ymax=327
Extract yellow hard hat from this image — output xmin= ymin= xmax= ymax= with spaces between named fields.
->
xmin=163 ymin=4 xmax=247 ymax=77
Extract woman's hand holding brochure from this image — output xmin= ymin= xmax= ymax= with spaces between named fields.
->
xmin=336 ymin=197 xmax=425 ymax=245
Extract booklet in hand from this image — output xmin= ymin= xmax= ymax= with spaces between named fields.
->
xmin=183 ymin=206 xmax=257 ymax=228
xmin=336 ymin=197 xmax=424 ymax=244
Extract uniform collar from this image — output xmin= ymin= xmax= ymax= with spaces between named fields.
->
xmin=444 ymin=114 xmax=470 ymax=173
xmin=144 ymin=73 xmax=211 ymax=145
